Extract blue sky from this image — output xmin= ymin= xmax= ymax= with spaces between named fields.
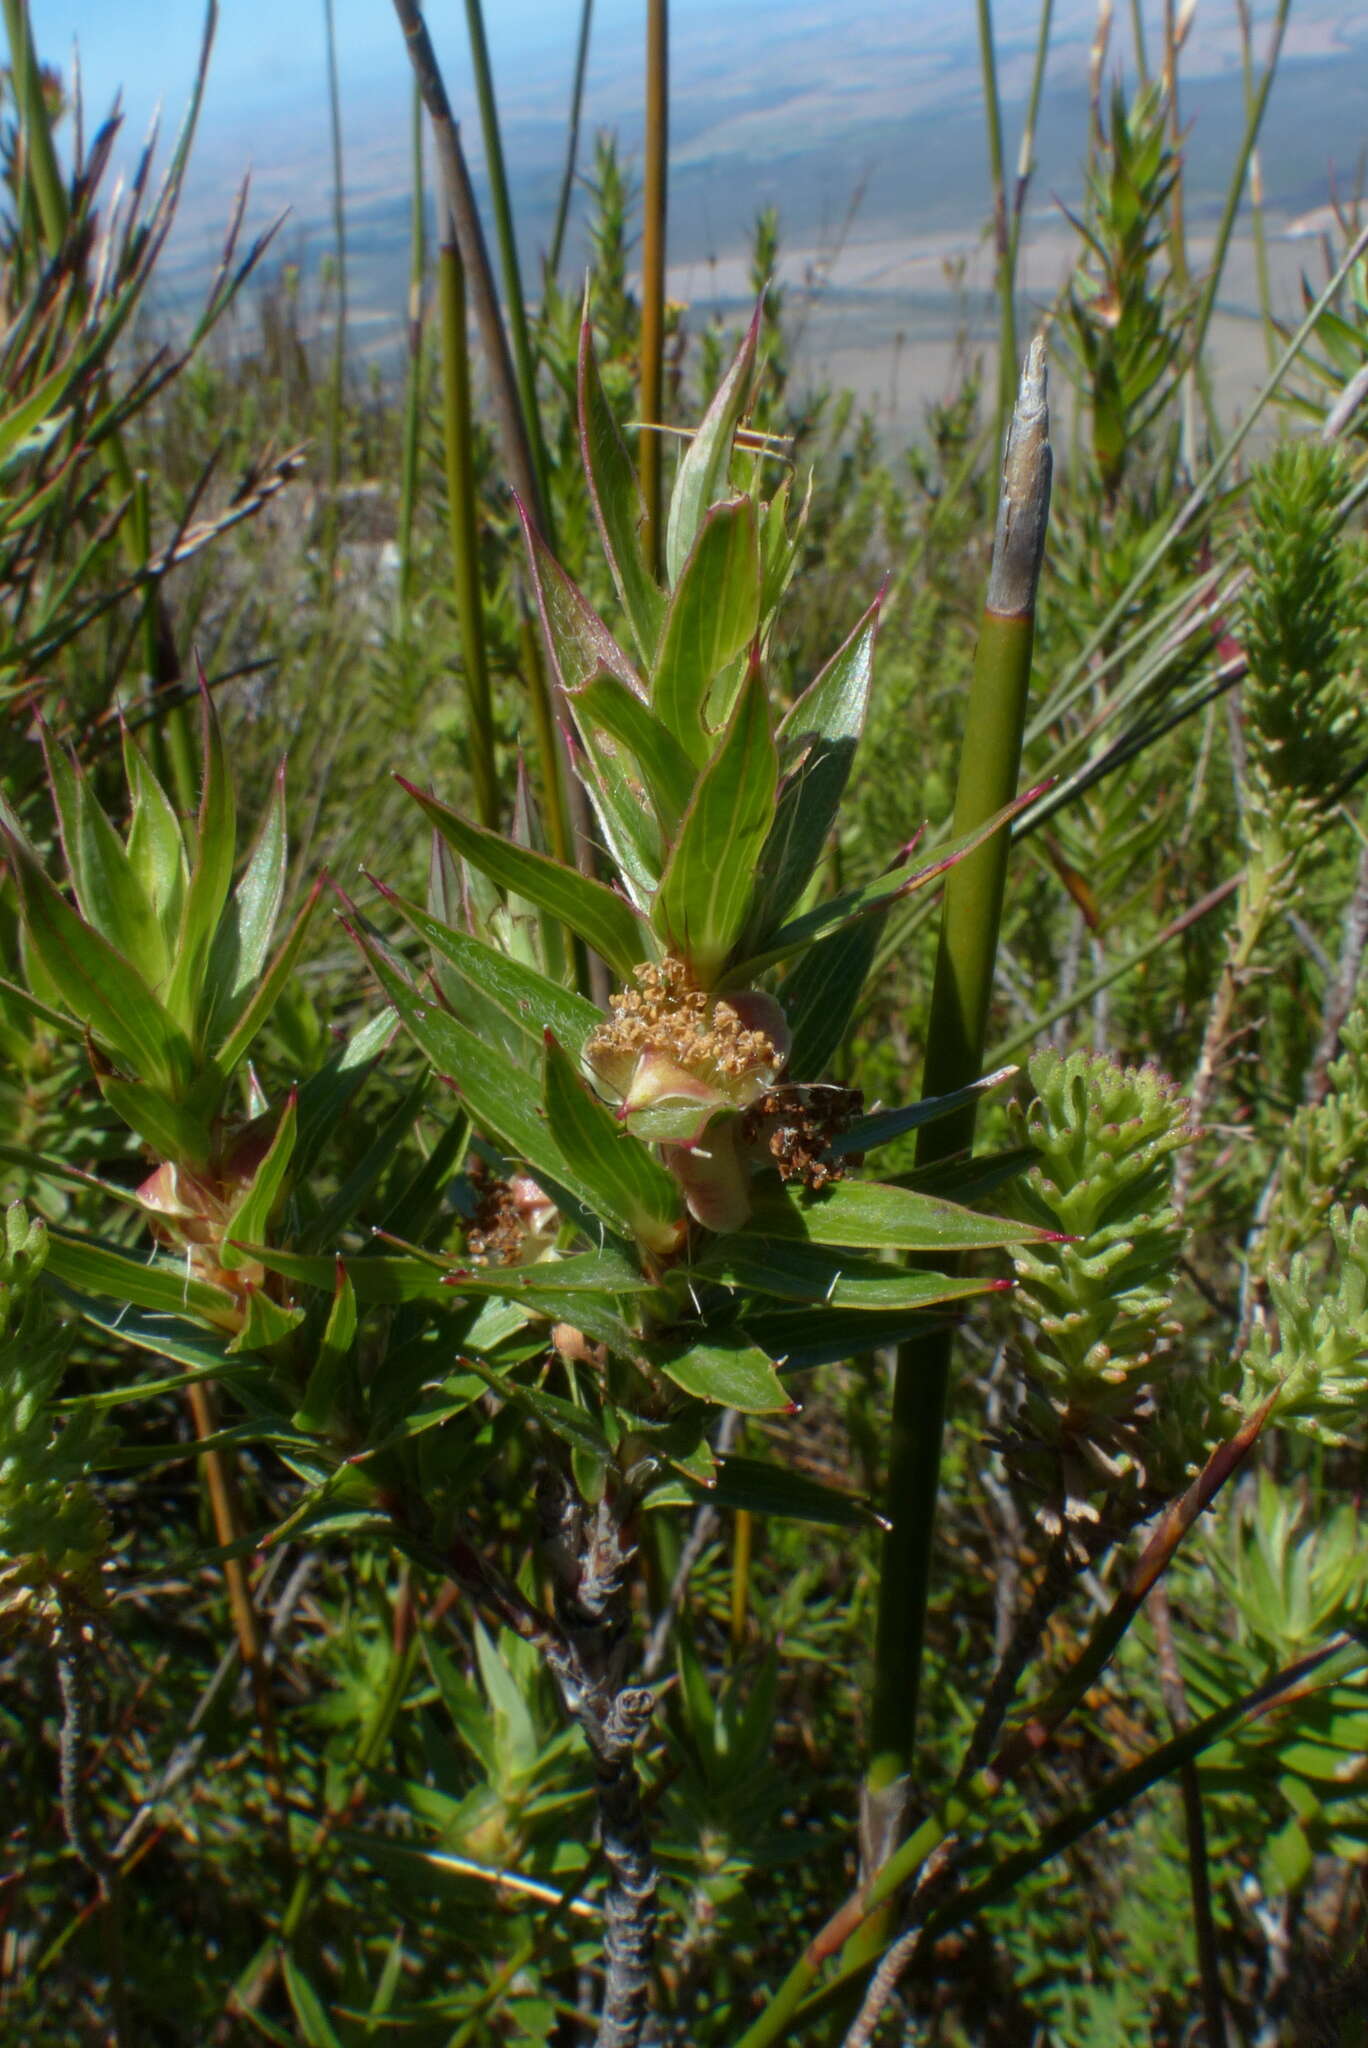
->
xmin=25 ymin=2 xmax=664 ymax=151
xmin=27 ymin=2 xmax=737 ymax=137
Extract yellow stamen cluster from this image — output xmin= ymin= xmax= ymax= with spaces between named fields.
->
xmin=587 ymin=958 xmax=780 ymax=1084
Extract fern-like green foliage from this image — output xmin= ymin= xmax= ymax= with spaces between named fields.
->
xmin=1267 ymin=1008 xmax=1368 ymax=1269
xmin=1238 ymin=441 xmax=1366 ymax=865
xmin=1003 ymin=1050 xmax=1196 ymax=1534
xmin=1059 ymin=82 xmax=1185 ymax=500
xmin=0 ymin=1203 xmax=108 ymax=1634
xmin=1180 ymin=1472 xmax=1368 ymax=1893
xmin=1241 ymin=1204 xmax=1368 ymax=1446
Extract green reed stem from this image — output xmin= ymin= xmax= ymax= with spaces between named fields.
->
xmin=398 ymin=77 xmax=426 ymax=612
xmin=1186 ymin=0 xmax=1289 ymax=374
xmin=739 ymin=1402 xmax=1282 ymax=2048
xmin=548 ymin=0 xmax=594 ymax=283
xmin=462 ymin=0 xmax=555 ymax=537
xmin=975 ymin=0 xmax=1017 ymax=484
xmin=322 ymin=0 xmax=348 ymax=537
xmin=640 ymin=0 xmax=669 ymax=575
xmin=1005 ymin=0 xmax=1054 ymax=296
xmin=1160 ymin=0 xmax=1219 ymax=457
xmin=730 ymin=1508 xmax=753 ymax=1659
xmin=1236 ymin=0 xmax=1278 ymax=373
xmin=517 ymin=602 xmax=573 ymax=875
xmin=1161 ymin=0 xmax=1189 ymax=295
xmin=394 ymin=0 xmax=600 ymax=868
xmin=437 ymin=233 xmax=499 ymax=829
xmin=392 ymin=0 xmax=545 ymax=537
xmin=854 ymin=347 xmax=1051 ymax=1964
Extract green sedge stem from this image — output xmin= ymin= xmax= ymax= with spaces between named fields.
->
xmin=322 ymin=0 xmax=348 ymax=561
xmin=863 ymin=339 xmax=1050 ymax=1891
xmin=975 ymin=0 xmax=1016 ymax=488
xmin=1186 ymin=0 xmax=1289 ymax=375
xmin=548 ymin=0 xmax=594 ymax=284
xmin=398 ymin=75 xmax=426 ymax=614
xmin=391 ymin=0 xmax=544 ymax=538
xmin=640 ymin=0 xmax=668 ymax=575
xmin=462 ymin=0 xmax=555 ymax=539
xmin=437 ymin=235 xmax=499 ymax=830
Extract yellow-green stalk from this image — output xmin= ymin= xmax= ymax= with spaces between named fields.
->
xmin=462 ymin=0 xmax=555 ymax=534
xmin=437 ymin=228 xmax=499 ymax=830
xmin=397 ymin=76 xmax=426 ymax=613
xmin=548 ymin=0 xmax=595 ymax=282
xmin=639 ymin=0 xmax=668 ymax=573
xmin=862 ymin=338 xmax=1052 ymax=1902
xmin=975 ymin=0 xmax=1017 ymax=482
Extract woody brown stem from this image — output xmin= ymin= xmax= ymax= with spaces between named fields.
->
xmin=184 ymin=1380 xmax=286 ymax=1839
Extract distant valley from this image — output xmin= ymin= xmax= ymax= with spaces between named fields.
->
xmin=141 ymin=0 xmax=1368 ymax=436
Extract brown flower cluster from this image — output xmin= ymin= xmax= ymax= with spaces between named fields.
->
xmin=741 ymin=1086 xmax=863 ymax=1192
xmin=464 ymin=1175 xmax=524 ymax=1267
xmin=586 ymin=958 xmax=783 ymax=1090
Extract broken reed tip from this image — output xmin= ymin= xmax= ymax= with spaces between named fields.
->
xmin=986 ymin=336 xmax=1053 ymax=620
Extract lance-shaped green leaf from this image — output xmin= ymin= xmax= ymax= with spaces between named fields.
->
xmin=746 ymin=1175 xmax=1058 ymax=1253
xmin=293 ymin=1005 xmax=397 ymax=1181
xmin=458 ymin=1350 xmax=613 ymax=1461
xmin=579 ymin=315 xmax=666 ymax=662
xmin=730 ymin=785 xmax=1043 ymax=981
xmin=573 ymin=719 xmax=663 ymax=908
xmin=166 ymin=675 xmax=237 ymax=1041
xmin=740 ymin=593 xmax=881 ymax=949
xmin=221 ymin=1092 xmax=297 ymax=1272
xmin=227 ymin=1286 xmax=305 ymax=1356
xmin=372 ymin=879 xmax=602 ymax=1057
xmin=571 ymin=672 xmax=697 ymax=837
xmin=48 ymin=1296 xmax=264 ymax=1380
xmin=350 ymin=923 xmax=604 ymax=1234
xmin=758 ymin=472 xmax=809 ymax=624
xmin=781 ymin=910 xmax=886 ymax=1083
xmin=647 ymin=1330 xmax=790 ymax=1414
xmin=741 ymin=1304 xmax=941 ymax=1370
xmin=692 ymin=1237 xmax=1007 ymax=1311
xmin=398 ymin=779 xmax=652 ymax=983
xmin=0 ymin=805 xmax=193 ymax=1094
xmin=653 ymin=498 xmax=762 ymax=765
xmin=294 ymin=1261 xmax=357 ymax=1435
xmin=829 ymin=1066 xmax=1019 ymax=1159
xmin=244 ymin=1243 xmax=651 ymax=1304
xmin=654 ymin=664 xmax=778 ymax=983
xmin=206 ymin=760 xmax=287 ymax=1038
xmin=700 ymin=1453 xmax=885 ymax=1529
xmin=516 ymin=495 xmax=643 ymax=697
xmin=0 ymin=356 xmax=81 ymax=471
xmin=97 ymin=1073 xmax=214 ymax=1170
xmin=542 ymin=1031 xmax=685 ymax=1257
xmin=41 ymin=729 xmax=169 ymax=992
xmin=123 ymin=725 xmax=187 ymax=935
xmin=665 ymin=300 xmax=760 ymax=585
xmin=213 ymin=877 xmax=325 ymax=1081
xmin=44 ymin=1230 xmax=240 ymax=1329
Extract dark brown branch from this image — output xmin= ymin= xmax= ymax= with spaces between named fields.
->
xmin=389 ymin=0 xmax=544 ymax=536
